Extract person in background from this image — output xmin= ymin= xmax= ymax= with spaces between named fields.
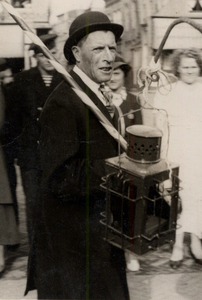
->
xmin=25 ymin=11 xmax=130 ymax=300
xmin=0 ymin=61 xmax=19 ymax=224
xmin=10 ymin=33 xmax=63 ymax=244
xmin=0 ymin=66 xmax=14 ymax=86
xmin=107 ymin=54 xmax=142 ymax=138
xmin=0 ymin=61 xmax=20 ymax=274
xmin=153 ymin=48 xmax=202 ymax=269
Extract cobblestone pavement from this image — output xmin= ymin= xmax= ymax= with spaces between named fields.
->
xmin=127 ymin=241 xmax=202 ymax=300
xmin=0 ymin=166 xmax=202 ymax=300
xmin=0 ymin=166 xmax=37 ymax=299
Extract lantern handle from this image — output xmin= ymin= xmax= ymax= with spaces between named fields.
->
xmin=154 ymin=17 xmax=202 ymax=63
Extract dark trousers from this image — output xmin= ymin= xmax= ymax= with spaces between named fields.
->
xmin=3 ymin=144 xmax=19 ymax=224
xmin=20 ymin=167 xmax=42 ymax=245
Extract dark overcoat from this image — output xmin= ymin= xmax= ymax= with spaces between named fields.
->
xmin=0 ymin=88 xmax=15 ymax=205
xmin=11 ymin=67 xmax=62 ymax=169
xmin=26 ymin=70 xmax=129 ymax=300
xmin=0 ymin=87 xmax=20 ymax=244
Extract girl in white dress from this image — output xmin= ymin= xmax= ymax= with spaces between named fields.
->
xmin=153 ymin=48 xmax=202 ymax=268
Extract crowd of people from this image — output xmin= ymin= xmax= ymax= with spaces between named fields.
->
xmin=0 ymin=9 xmax=201 ymax=300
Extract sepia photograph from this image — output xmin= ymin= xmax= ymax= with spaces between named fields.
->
xmin=0 ymin=0 xmax=202 ymax=299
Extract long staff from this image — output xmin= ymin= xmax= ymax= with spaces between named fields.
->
xmin=1 ymin=0 xmax=128 ymax=151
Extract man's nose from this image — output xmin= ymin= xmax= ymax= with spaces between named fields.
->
xmin=103 ymin=47 xmax=114 ymax=63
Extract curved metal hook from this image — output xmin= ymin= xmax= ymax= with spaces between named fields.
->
xmin=154 ymin=17 xmax=202 ymax=63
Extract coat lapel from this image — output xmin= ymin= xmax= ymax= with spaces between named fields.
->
xmin=70 ymin=70 xmax=115 ymax=125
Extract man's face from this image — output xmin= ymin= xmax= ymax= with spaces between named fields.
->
xmin=74 ymin=31 xmax=117 ymax=83
xmin=35 ymin=47 xmax=57 ymax=74
xmin=178 ymin=56 xmax=200 ymax=84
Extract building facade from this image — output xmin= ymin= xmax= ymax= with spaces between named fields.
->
xmin=2 ymin=0 xmax=202 ymax=77
xmin=104 ymin=0 xmax=169 ymax=86
xmin=52 ymin=9 xmax=86 ymax=69
xmin=0 ymin=0 xmax=51 ymax=72
xmin=152 ymin=0 xmax=202 ymax=71
xmin=104 ymin=0 xmax=202 ymax=86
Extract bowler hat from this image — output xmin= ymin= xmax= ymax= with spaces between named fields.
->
xmin=64 ymin=11 xmax=123 ymax=64
xmin=29 ymin=33 xmax=57 ymax=53
xmin=113 ymin=54 xmax=131 ymax=74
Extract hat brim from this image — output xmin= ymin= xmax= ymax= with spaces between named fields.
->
xmin=29 ymin=34 xmax=57 ymax=51
xmin=113 ymin=61 xmax=131 ymax=73
xmin=64 ymin=22 xmax=123 ymax=62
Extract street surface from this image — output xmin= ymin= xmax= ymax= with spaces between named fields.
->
xmin=0 ymin=165 xmax=202 ymax=300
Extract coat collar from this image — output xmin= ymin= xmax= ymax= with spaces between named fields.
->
xmin=70 ymin=69 xmax=115 ymax=125
xmin=30 ymin=67 xmax=61 ymax=89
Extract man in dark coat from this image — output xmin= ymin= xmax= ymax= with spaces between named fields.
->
xmin=10 ymin=34 xmax=62 ymax=243
xmin=0 ymin=61 xmax=19 ymax=223
xmin=25 ymin=11 xmax=130 ymax=300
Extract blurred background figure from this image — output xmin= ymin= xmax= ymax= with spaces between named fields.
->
xmin=10 ymin=33 xmax=63 ymax=244
xmin=0 ymin=59 xmax=20 ymax=274
xmin=0 ymin=59 xmax=19 ymax=225
xmin=153 ymin=48 xmax=202 ymax=269
xmin=0 ymin=65 xmax=14 ymax=86
xmin=107 ymin=54 xmax=142 ymax=138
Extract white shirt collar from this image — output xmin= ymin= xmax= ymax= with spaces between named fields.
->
xmin=73 ymin=65 xmax=106 ymax=105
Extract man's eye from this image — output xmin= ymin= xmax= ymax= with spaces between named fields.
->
xmin=94 ymin=47 xmax=103 ymax=50
xmin=94 ymin=47 xmax=103 ymax=52
xmin=109 ymin=48 xmax=116 ymax=52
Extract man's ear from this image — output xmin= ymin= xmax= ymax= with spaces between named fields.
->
xmin=71 ymin=46 xmax=81 ymax=63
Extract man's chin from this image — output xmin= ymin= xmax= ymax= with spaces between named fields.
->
xmin=99 ymin=75 xmax=113 ymax=83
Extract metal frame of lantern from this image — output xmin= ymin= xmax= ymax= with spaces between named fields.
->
xmin=100 ymin=151 xmax=181 ymax=255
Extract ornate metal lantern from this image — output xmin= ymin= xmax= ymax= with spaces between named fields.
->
xmin=101 ymin=125 xmax=180 ymax=255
